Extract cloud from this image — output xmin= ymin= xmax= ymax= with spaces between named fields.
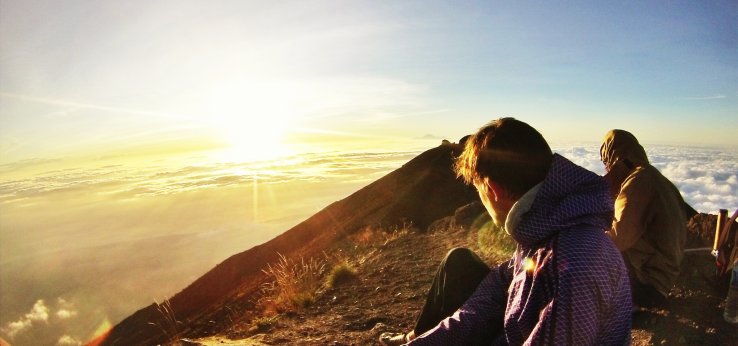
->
xmin=684 ymin=94 xmax=727 ymax=100
xmin=0 ymin=157 xmax=63 ymax=173
xmin=2 ymin=300 xmax=49 ymax=338
xmin=650 ymin=147 xmax=738 ymax=213
xmin=26 ymin=300 xmax=49 ymax=322
xmin=57 ymin=335 xmax=82 ymax=346
xmin=1 ymin=298 xmax=81 ymax=341
xmin=55 ymin=299 xmax=78 ymax=320
xmin=4 ymin=320 xmax=31 ymax=339
xmin=552 ymin=145 xmax=605 ymax=175
xmin=56 ymin=310 xmax=77 ymax=320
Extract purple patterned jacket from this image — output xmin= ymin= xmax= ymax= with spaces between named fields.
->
xmin=408 ymin=154 xmax=632 ymax=345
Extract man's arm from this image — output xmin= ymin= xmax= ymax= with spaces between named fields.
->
xmin=407 ymin=261 xmax=512 ymax=345
xmin=606 ymin=168 xmax=654 ymax=251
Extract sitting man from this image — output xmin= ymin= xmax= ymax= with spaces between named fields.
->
xmin=600 ymin=129 xmax=688 ymax=308
xmin=381 ymin=118 xmax=631 ymax=345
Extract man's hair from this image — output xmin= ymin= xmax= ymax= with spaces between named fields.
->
xmin=454 ymin=118 xmax=553 ymax=198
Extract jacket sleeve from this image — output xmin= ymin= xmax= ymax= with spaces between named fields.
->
xmin=406 ymin=261 xmax=512 ymax=346
xmin=606 ymin=168 xmax=654 ymax=251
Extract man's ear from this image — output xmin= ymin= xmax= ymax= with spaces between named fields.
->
xmin=483 ymin=178 xmax=503 ymax=202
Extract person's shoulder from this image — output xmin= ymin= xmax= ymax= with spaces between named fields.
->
xmin=622 ymin=165 xmax=658 ymax=191
xmin=629 ymin=164 xmax=682 ymax=197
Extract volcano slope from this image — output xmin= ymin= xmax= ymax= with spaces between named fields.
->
xmin=97 ymin=142 xmax=477 ymax=345
xmin=97 ymin=143 xmax=737 ymax=346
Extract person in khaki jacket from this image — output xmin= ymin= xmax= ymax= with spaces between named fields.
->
xmin=600 ymin=129 xmax=687 ymax=308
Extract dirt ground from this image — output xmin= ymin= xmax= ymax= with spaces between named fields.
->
xmin=189 ymin=212 xmax=737 ymax=346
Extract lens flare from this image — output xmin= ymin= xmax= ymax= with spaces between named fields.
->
xmin=86 ymin=318 xmax=112 ymax=346
xmin=523 ymin=257 xmax=536 ymax=272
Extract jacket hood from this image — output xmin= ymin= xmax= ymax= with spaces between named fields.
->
xmin=510 ymin=154 xmax=614 ymax=248
xmin=600 ymin=129 xmax=649 ymax=171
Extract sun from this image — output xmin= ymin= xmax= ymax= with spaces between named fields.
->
xmin=199 ymin=82 xmax=298 ymax=161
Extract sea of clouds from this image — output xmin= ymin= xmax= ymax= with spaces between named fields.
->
xmin=1 ymin=144 xmax=736 ymax=344
xmin=3 ymin=145 xmax=733 ymax=214
xmin=0 ymin=150 xmax=419 ymax=203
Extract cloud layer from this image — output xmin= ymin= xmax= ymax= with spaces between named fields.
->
xmin=651 ymin=146 xmax=738 ymax=213
xmin=3 ymin=144 xmax=734 ymax=213
xmin=0 ymin=150 xmax=419 ymax=204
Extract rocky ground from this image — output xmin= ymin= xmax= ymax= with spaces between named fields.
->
xmin=187 ymin=224 xmax=472 ymax=346
xmin=179 ymin=210 xmax=737 ymax=346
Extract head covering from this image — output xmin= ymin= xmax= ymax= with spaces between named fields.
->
xmin=600 ymin=129 xmax=649 ymax=172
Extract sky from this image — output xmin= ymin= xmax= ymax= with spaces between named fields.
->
xmin=1 ymin=1 xmax=737 ymax=345
xmin=1 ymin=0 xmax=737 ymax=167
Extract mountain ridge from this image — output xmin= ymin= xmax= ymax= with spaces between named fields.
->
xmin=97 ymin=142 xmax=477 ymax=345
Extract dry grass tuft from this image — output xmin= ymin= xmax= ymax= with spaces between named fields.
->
xmin=147 ymin=299 xmax=182 ymax=344
xmin=325 ymin=261 xmax=358 ymax=288
xmin=352 ymin=221 xmax=415 ymax=246
xmin=261 ymin=253 xmax=326 ymax=312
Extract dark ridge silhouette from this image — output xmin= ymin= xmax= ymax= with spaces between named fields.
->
xmin=96 ymin=142 xmax=478 ymax=345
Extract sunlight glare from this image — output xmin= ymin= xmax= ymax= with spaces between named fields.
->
xmin=200 ymin=82 xmax=298 ymax=162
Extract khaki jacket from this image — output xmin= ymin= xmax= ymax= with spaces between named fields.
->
xmin=601 ymin=130 xmax=687 ymax=294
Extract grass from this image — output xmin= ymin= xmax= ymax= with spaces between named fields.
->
xmin=325 ymin=261 xmax=358 ymax=288
xmin=147 ymin=299 xmax=183 ymax=344
xmin=248 ymin=314 xmax=280 ymax=333
xmin=261 ymin=253 xmax=326 ymax=312
xmin=385 ymin=221 xmax=413 ymax=244
xmin=352 ymin=221 xmax=415 ymax=246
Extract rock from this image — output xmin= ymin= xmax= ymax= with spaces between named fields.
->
xmin=371 ymin=322 xmax=390 ymax=336
xmin=453 ymin=201 xmax=486 ymax=229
